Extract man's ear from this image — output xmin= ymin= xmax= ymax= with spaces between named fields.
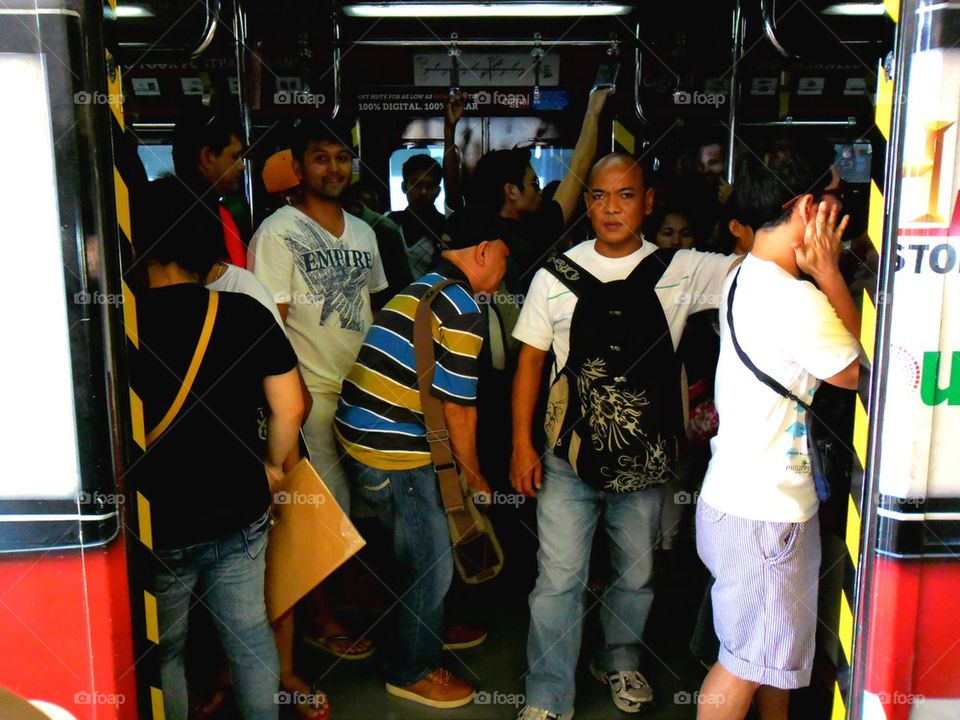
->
xmin=796 ymin=194 xmax=816 ymax=225
xmin=644 ymin=187 xmax=655 ymax=216
xmin=401 ymin=179 xmax=409 ymax=194
xmin=503 ymin=182 xmax=519 ymax=203
xmin=474 ymin=240 xmax=490 ymax=265
xmin=291 ymin=156 xmax=304 ymax=182
xmin=198 ymin=145 xmax=215 ymax=173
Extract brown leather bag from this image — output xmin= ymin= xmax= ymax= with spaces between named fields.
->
xmin=413 ymin=279 xmax=504 ymax=584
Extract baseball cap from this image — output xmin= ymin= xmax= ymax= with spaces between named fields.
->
xmin=440 ymin=206 xmax=512 ymax=251
xmin=262 ymin=149 xmax=299 ymax=194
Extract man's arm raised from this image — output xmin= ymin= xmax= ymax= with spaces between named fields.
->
xmin=443 ymin=91 xmax=468 ymax=211
xmin=551 ymin=88 xmax=612 ymax=225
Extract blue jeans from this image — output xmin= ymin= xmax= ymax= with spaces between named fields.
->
xmin=154 ymin=511 xmax=279 ymax=720
xmin=525 ymin=453 xmax=664 ymax=715
xmin=340 ymin=454 xmax=453 ymax=687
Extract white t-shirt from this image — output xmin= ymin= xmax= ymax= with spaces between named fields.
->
xmin=513 ymin=239 xmax=735 ymax=370
xmin=248 ymin=205 xmax=388 ymax=394
xmin=700 ymin=254 xmax=860 ymax=523
xmin=207 ymin=264 xmax=282 ymax=325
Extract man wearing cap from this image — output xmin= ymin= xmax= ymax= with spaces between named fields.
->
xmin=334 ymin=207 xmax=511 ymax=709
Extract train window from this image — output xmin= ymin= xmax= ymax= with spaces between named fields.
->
xmin=388 ymin=146 xmax=447 ymax=212
xmin=833 ymin=142 xmax=872 ymax=184
xmin=0 ymin=53 xmax=81 ymax=501
xmin=137 ymin=143 xmax=175 ymax=181
xmin=528 ymin=146 xmax=575 ymax=189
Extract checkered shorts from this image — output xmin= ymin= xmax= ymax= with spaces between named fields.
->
xmin=695 ymin=500 xmax=821 ymax=689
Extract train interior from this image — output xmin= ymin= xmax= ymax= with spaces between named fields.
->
xmin=117 ymin=1 xmax=891 ymax=718
xmin=0 ymin=0 xmax=900 ymax=717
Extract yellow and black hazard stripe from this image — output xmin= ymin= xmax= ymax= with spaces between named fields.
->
xmin=830 ymin=4 xmax=898 ymax=718
xmin=612 ymin=118 xmax=636 ymax=157
xmin=102 ymin=1 xmax=164 ymax=715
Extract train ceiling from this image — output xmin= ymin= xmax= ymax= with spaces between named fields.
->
xmin=110 ymin=0 xmax=894 ymax=130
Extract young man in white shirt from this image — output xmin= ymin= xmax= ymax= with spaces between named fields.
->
xmin=510 ymin=154 xmax=738 ymax=720
xmin=695 ymin=151 xmax=860 ymax=720
xmin=248 ymin=118 xmax=388 ymax=661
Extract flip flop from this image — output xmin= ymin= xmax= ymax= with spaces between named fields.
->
xmin=303 ymin=633 xmax=376 ymax=660
xmin=294 ymin=684 xmax=330 ymax=720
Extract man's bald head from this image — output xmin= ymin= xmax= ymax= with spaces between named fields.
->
xmin=584 ymin=152 xmax=654 ymax=254
xmin=587 ymin=153 xmax=645 ymax=188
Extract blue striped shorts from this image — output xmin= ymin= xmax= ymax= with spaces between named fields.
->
xmin=695 ymin=499 xmax=821 ymax=689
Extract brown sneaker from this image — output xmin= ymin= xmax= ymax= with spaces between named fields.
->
xmin=385 ymin=668 xmax=475 ymax=708
xmin=442 ymin=624 xmax=488 ymax=650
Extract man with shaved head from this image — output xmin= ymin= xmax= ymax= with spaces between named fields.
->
xmin=510 ymin=153 xmax=739 ymax=719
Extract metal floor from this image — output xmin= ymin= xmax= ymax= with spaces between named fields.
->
xmin=207 ymin=517 xmax=831 ymax=720
xmin=290 ymin=541 xmax=712 ymax=720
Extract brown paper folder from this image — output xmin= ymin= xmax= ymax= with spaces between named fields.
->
xmin=265 ymin=458 xmax=365 ymax=622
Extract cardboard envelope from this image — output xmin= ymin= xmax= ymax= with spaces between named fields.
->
xmin=265 ymin=459 xmax=366 ymax=622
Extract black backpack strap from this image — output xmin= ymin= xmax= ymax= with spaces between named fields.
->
xmin=727 ymin=268 xmax=811 ymax=410
xmin=624 ymin=246 xmax=679 ymax=288
xmin=542 ymin=252 xmax=602 ymax=296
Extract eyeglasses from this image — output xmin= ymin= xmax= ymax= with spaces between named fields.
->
xmin=525 ymin=178 xmax=541 ymax=190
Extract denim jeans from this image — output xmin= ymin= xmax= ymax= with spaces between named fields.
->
xmin=340 ymin=454 xmax=453 ymax=687
xmin=525 ymin=452 xmax=664 ymax=715
xmin=154 ymin=511 xmax=279 ymax=720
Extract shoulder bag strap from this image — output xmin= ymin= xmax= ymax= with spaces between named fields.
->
xmin=146 ymin=290 xmax=220 ymax=446
xmin=413 ymin=280 xmax=477 ymax=536
xmin=726 ymin=269 xmax=810 ymax=410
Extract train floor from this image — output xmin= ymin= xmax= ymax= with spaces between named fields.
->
xmin=202 ymin=514 xmax=833 ymax=720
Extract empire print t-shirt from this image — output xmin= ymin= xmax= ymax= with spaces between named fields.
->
xmin=249 ymin=205 xmax=388 ymax=393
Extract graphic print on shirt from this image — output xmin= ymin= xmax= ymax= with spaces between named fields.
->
xmin=785 ymin=388 xmax=815 ymax=475
xmin=578 ymin=357 xmax=671 ymax=493
xmin=283 ymin=217 xmax=374 ymax=333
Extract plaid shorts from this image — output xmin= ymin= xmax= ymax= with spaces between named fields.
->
xmin=695 ymin=499 xmax=821 ymax=689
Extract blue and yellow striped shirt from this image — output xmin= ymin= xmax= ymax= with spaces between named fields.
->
xmin=334 ymin=261 xmax=484 ymax=470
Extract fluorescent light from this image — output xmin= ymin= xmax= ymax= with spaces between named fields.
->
xmin=821 ymin=3 xmax=885 ymax=16
xmin=116 ymin=5 xmax=156 ymax=18
xmin=344 ymin=2 xmax=632 ymax=17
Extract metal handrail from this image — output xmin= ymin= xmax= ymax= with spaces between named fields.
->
xmin=117 ymin=0 xmax=220 ymax=59
xmin=348 ymin=38 xmax=624 ymax=47
xmin=739 ymin=117 xmax=858 ymax=127
xmin=726 ymin=0 xmax=745 ymax=183
xmin=634 ymin=22 xmax=650 ymax=124
xmin=332 ymin=13 xmax=342 ymax=118
xmin=761 ymin=0 xmax=797 ymax=59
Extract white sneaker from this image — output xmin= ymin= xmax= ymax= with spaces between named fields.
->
xmin=517 ymin=706 xmax=574 ymax=720
xmin=589 ymin=661 xmax=653 ymax=713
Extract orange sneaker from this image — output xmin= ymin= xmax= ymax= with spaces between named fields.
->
xmin=385 ymin=668 xmax=475 ymax=708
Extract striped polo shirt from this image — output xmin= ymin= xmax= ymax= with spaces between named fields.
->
xmin=334 ymin=261 xmax=484 ymax=470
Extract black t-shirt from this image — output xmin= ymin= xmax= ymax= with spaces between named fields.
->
xmin=503 ymin=199 xmax=565 ymax=293
xmin=131 ymin=284 xmax=298 ymax=549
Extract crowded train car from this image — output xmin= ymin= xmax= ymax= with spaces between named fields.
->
xmin=0 ymin=0 xmax=958 ymax=718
